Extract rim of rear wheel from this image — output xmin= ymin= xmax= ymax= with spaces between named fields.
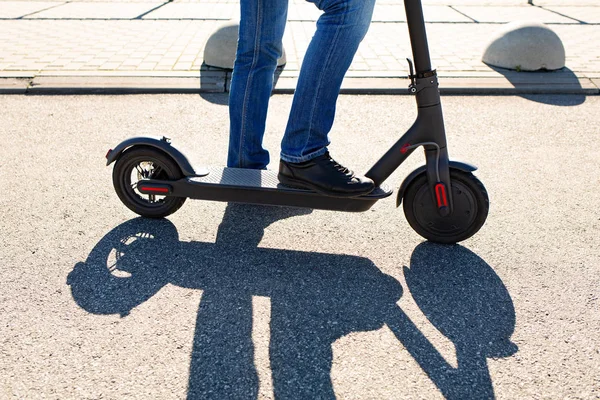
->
xmin=120 ymin=157 xmax=173 ymax=210
xmin=113 ymin=147 xmax=185 ymax=218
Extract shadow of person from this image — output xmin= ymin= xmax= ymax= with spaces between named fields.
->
xmin=68 ymin=204 xmax=402 ymax=399
xmin=490 ymin=66 xmax=586 ymax=106
xmin=386 ymin=242 xmax=517 ymax=399
xmin=67 ymin=208 xmax=516 ymax=399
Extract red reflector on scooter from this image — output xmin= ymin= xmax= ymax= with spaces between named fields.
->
xmin=435 ymin=183 xmax=448 ymax=208
xmin=138 ymin=185 xmax=171 ymax=194
xmin=106 ymin=149 xmax=113 ymax=159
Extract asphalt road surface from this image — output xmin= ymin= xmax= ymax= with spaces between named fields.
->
xmin=1 ymin=93 xmax=599 ymax=399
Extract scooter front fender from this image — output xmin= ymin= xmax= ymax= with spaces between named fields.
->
xmin=106 ymin=136 xmax=201 ymax=177
xmin=396 ymin=161 xmax=477 ymax=207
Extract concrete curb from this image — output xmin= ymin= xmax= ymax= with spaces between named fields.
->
xmin=437 ymin=76 xmax=599 ymax=95
xmin=1 ymin=73 xmax=598 ymax=95
xmin=0 ymin=78 xmax=32 ymax=94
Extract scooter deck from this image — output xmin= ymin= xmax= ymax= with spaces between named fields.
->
xmin=142 ymin=167 xmax=393 ymax=212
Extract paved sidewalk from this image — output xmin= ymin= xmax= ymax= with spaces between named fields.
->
xmin=0 ymin=0 xmax=599 ymax=94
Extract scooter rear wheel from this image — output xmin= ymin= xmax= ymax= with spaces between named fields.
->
xmin=403 ymin=169 xmax=489 ymax=244
xmin=112 ymin=146 xmax=186 ymax=218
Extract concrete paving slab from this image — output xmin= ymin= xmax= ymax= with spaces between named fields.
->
xmin=423 ymin=0 xmax=599 ymax=5
xmin=259 ymin=68 xmax=599 ymax=94
xmin=1 ymin=20 xmax=597 ymax=79
xmin=534 ymin=0 xmax=599 ymax=5
xmin=422 ymin=0 xmax=527 ymax=4
xmin=236 ymin=73 xmax=598 ymax=95
xmin=486 ymin=69 xmax=587 ymax=83
xmin=592 ymin=78 xmax=600 ymax=90
xmin=372 ymin=5 xmax=473 ymax=23
xmin=33 ymin=70 xmax=200 ymax=77
xmin=0 ymin=77 xmax=31 ymax=93
xmin=478 ymin=69 xmax=599 ymax=93
xmin=438 ymin=76 xmax=598 ymax=94
xmin=28 ymin=73 xmax=226 ymax=93
xmin=0 ymin=19 xmax=219 ymax=72
xmin=343 ymin=70 xmax=406 ymax=78
xmin=339 ymin=77 xmax=415 ymax=93
xmin=0 ymin=1 xmax=598 ymax=94
xmin=436 ymin=70 xmax=523 ymax=78
xmin=25 ymin=2 xmax=163 ymax=19
xmin=288 ymin=2 xmax=323 ymax=21
xmin=0 ymin=1 xmax=63 ymax=18
xmin=270 ymin=76 xmax=409 ymax=94
xmin=143 ymin=3 xmax=238 ymax=20
xmin=0 ymin=71 xmax=37 ymax=78
xmin=287 ymin=2 xmax=475 ymax=24
xmin=543 ymin=6 xmax=600 ymax=24
xmin=453 ymin=5 xmax=577 ymax=24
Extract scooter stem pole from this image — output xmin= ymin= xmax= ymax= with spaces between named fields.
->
xmin=404 ymin=0 xmax=432 ymax=73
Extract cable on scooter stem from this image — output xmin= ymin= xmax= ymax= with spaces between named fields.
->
xmin=402 ymin=142 xmax=441 ymax=182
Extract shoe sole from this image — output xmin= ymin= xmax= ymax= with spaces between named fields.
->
xmin=277 ymin=173 xmax=374 ymax=198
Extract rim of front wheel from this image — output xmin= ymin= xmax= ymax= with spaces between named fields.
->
xmin=412 ymin=180 xmax=478 ymax=237
xmin=404 ymin=171 xmax=489 ymax=243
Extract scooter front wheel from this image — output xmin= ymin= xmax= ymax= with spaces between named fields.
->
xmin=112 ymin=146 xmax=186 ymax=218
xmin=403 ymin=170 xmax=489 ymax=244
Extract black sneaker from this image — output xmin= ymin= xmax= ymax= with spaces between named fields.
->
xmin=278 ymin=152 xmax=375 ymax=197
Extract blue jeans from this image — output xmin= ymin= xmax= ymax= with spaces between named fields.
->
xmin=228 ymin=0 xmax=376 ymax=169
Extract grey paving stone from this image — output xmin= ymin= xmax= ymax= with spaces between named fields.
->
xmin=0 ymin=71 xmax=36 ymax=78
xmin=29 ymin=73 xmax=226 ymax=93
xmin=288 ymin=2 xmax=322 ymax=21
xmin=438 ymin=76 xmax=598 ymax=94
xmin=269 ymin=76 xmax=409 ymax=94
xmin=0 ymin=1 xmax=62 ymax=18
xmin=423 ymin=0 xmax=526 ymax=4
xmin=2 ymin=20 xmax=599 ymax=78
xmin=0 ymin=1 xmax=598 ymax=93
xmin=25 ymin=2 xmax=163 ymax=19
xmin=143 ymin=3 xmax=238 ymax=20
xmin=264 ymin=74 xmax=598 ymax=95
xmin=372 ymin=5 xmax=473 ymax=22
xmin=453 ymin=5 xmax=577 ymax=24
xmin=542 ymin=6 xmax=600 ymax=24
xmin=533 ymin=0 xmax=599 ymax=5
xmin=484 ymin=68 xmax=587 ymax=82
xmin=340 ymin=77 xmax=409 ymax=93
xmin=0 ymin=77 xmax=31 ymax=93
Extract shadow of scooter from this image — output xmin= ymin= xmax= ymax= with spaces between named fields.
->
xmin=388 ymin=242 xmax=518 ymax=399
xmin=68 ymin=205 xmax=516 ymax=399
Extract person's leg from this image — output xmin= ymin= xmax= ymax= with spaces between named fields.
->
xmin=228 ymin=0 xmax=288 ymax=169
xmin=277 ymin=0 xmax=377 ymax=197
xmin=280 ymin=0 xmax=376 ymax=163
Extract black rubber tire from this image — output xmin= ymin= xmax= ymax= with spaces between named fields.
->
xmin=112 ymin=146 xmax=186 ymax=218
xmin=403 ymin=169 xmax=489 ymax=244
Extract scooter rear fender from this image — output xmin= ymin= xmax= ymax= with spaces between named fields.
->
xmin=396 ymin=161 xmax=477 ymax=207
xmin=105 ymin=136 xmax=199 ymax=177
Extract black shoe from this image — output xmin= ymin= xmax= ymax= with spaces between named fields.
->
xmin=278 ymin=152 xmax=375 ymax=197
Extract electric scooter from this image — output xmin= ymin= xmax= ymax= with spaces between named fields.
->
xmin=105 ymin=0 xmax=489 ymax=244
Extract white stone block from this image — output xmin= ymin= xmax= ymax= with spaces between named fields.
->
xmin=482 ymin=21 xmax=565 ymax=71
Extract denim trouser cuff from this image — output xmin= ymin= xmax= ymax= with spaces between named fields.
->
xmin=279 ymin=147 xmax=329 ymax=164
